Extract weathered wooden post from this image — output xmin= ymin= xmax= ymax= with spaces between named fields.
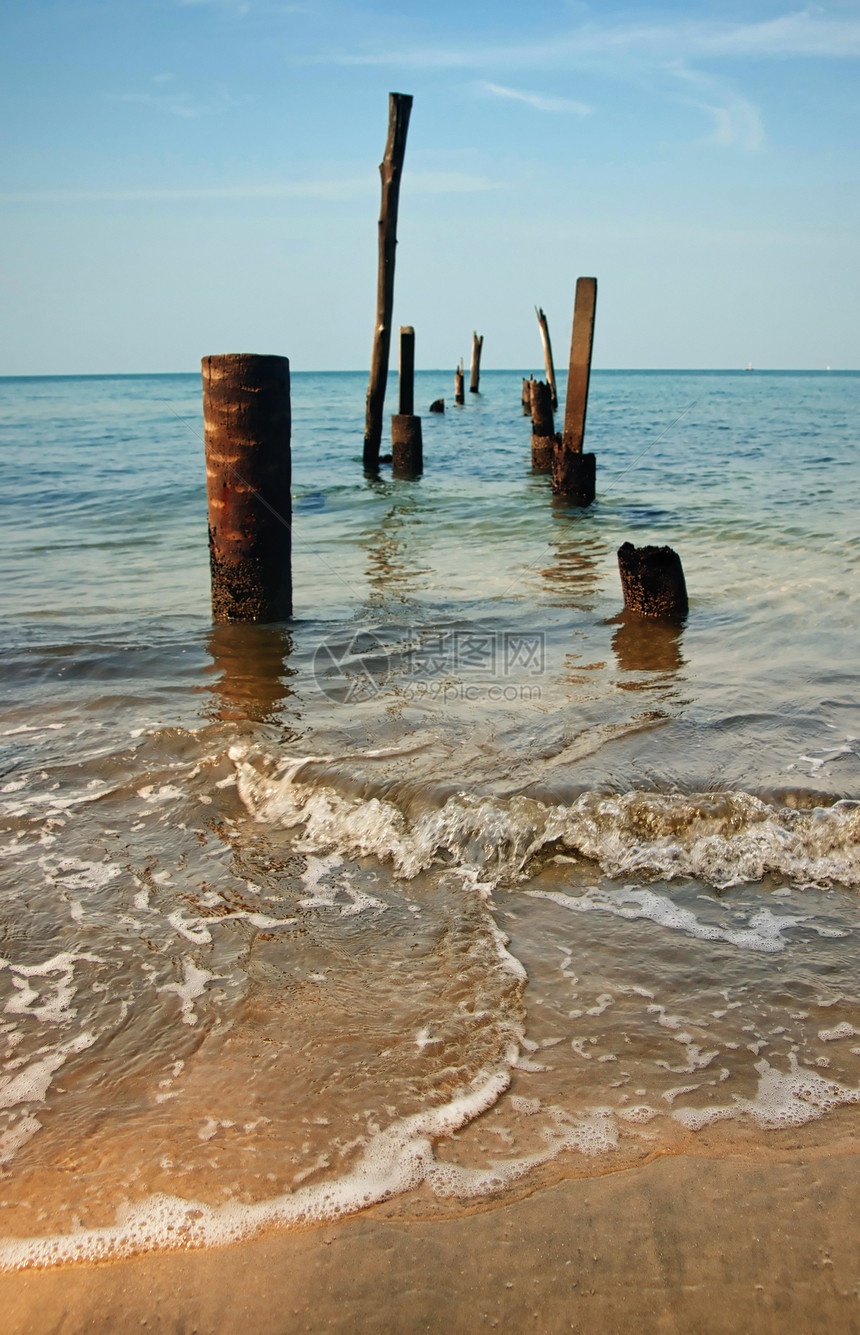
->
xmin=202 ymin=353 xmax=292 ymax=622
xmin=535 ymin=307 xmax=558 ymax=408
xmin=364 ymin=92 xmax=413 ymax=473
xmin=522 ymin=377 xmax=531 ymax=412
xmin=392 ymin=325 xmax=422 ymax=477
xmin=553 ymin=277 xmax=597 ymax=504
xmin=529 ymin=380 xmax=557 ymax=472
xmin=617 ymin=543 xmax=688 ymax=619
xmin=455 ymin=359 xmax=465 ymax=405
xmin=470 ymin=332 xmax=483 ymax=393
xmin=398 ymin=325 xmax=415 ymax=415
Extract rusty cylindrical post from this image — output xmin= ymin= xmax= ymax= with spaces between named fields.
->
xmin=529 ymin=380 xmax=556 ymax=472
xmin=391 ymin=414 xmax=423 ymax=477
xmin=617 ymin=543 xmax=688 ymax=619
xmin=202 ymin=354 xmax=292 ymax=623
xmin=455 ymin=360 xmax=465 ymax=405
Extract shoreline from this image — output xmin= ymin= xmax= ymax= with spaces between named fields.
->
xmin=1 ymin=1149 xmax=858 ymax=1333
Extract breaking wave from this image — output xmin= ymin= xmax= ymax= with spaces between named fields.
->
xmin=233 ymin=746 xmax=860 ymax=890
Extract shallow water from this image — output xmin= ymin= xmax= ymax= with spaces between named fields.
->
xmin=0 ymin=368 xmax=858 ymax=1266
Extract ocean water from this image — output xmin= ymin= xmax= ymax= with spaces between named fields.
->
xmin=0 ymin=367 xmax=859 ymax=1266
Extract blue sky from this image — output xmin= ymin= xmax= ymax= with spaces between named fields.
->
xmin=1 ymin=1 xmax=859 ymax=372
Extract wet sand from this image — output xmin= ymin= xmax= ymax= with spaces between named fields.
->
xmin=2 ymin=1150 xmax=858 ymax=1333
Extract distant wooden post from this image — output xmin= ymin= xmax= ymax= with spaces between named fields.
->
xmin=398 ymin=326 xmax=415 ymax=415
xmin=470 ymin=332 xmax=483 ymax=393
xmin=392 ymin=324 xmax=422 ymax=476
xmin=363 ymin=92 xmax=413 ymax=473
xmin=535 ymin=307 xmax=558 ymax=409
xmin=529 ymin=380 xmax=556 ymax=472
xmin=455 ymin=359 xmax=465 ymax=405
xmin=554 ymin=277 xmax=597 ymax=504
xmin=522 ymin=377 xmax=531 ymax=412
xmin=202 ymin=354 xmax=292 ymax=623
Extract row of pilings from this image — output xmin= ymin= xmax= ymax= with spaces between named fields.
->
xmin=200 ymin=88 xmax=687 ymax=629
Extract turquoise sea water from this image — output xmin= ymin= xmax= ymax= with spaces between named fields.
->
xmin=0 ymin=368 xmax=859 ymax=1265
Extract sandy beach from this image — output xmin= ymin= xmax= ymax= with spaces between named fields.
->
xmin=2 ymin=1148 xmax=859 ymax=1333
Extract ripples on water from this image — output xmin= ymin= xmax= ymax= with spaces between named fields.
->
xmin=0 ymin=369 xmax=859 ymax=1265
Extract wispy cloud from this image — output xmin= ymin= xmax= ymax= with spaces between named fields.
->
xmin=331 ymin=10 xmax=860 ymax=68
xmin=117 ymin=91 xmax=213 ymax=119
xmin=479 ymin=81 xmax=592 ymax=115
xmin=672 ymin=67 xmax=765 ymax=151
xmin=1 ymin=172 xmax=500 ymax=205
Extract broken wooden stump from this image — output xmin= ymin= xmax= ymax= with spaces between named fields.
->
xmin=554 ymin=277 xmax=597 ymax=504
xmin=529 ymin=379 xmax=557 ymax=472
xmin=391 ymin=324 xmax=422 ymax=476
xmin=470 ymin=332 xmax=483 ymax=393
xmin=202 ymin=353 xmax=292 ymax=623
xmin=552 ymin=447 xmax=596 ymax=504
xmin=535 ymin=307 xmax=558 ymax=408
xmin=617 ymin=542 xmax=688 ymax=620
xmin=522 ymin=377 xmax=531 ymax=412
xmin=455 ymin=359 xmax=465 ymax=405
xmin=364 ymin=92 xmax=413 ymax=473
xmin=392 ymin=414 xmax=423 ymax=477
xmin=429 ymin=398 xmax=444 ymax=413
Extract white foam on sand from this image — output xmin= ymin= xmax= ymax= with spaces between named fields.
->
xmin=672 ymin=1054 xmax=860 ymax=1131
xmin=157 ymin=961 xmax=218 ymax=1027
xmin=0 ymin=1066 xmax=516 ymax=1271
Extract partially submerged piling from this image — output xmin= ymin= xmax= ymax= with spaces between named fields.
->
xmin=529 ymin=380 xmax=557 ymax=472
xmin=553 ymin=277 xmax=597 ymax=505
xmin=392 ymin=325 xmax=422 ymax=477
xmin=202 ymin=353 xmax=292 ymax=623
xmin=455 ymin=359 xmax=465 ymax=405
xmin=617 ymin=543 xmax=688 ymax=620
xmin=470 ymin=333 xmax=483 ymax=393
xmin=364 ymin=92 xmax=413 ymax=473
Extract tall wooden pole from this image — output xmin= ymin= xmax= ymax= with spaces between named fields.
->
xmin=562 ymin=277 xmax=597 ymax=452
xmin=364 ymin=92 xmax=413 ymax=473
xmin=535 ymin=306 xmax=558 ymax=409
xmin=470 ymin=332 xmax=483 ymax=393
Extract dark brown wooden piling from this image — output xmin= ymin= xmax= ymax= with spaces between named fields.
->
xmin=522 ymin=377 xmax=531 ymax=412
xmin=392 ymin=414 xmax=423 ymax=477
xmin=202 ymin=353 xmax=292 ymax=623
xmin=552 ymin=447 xmax=595 ymax=503
xmin=364 ymin=92 xmax=413 ymax=473
xmin=470 ymin=332 xmax=483 ymax=393
xmin=529 ymin=380 xmax=556 ymax=472
xmin=398 ymin=326 xmax=415 ymax=415
xmin=455 ymin=359 xmax=465 ymax=404
xmin=617 ymin=543 xmax=688 ymax=620
xmin=562 ymin=277 xmax=597 ymax=452
xmin=392 ymin=324 xmax=422 ymax=475
xmin=554 ymin=277 xmax=597 ymax=504
xmin=535 ymin=307 xmax=558 ymax=409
